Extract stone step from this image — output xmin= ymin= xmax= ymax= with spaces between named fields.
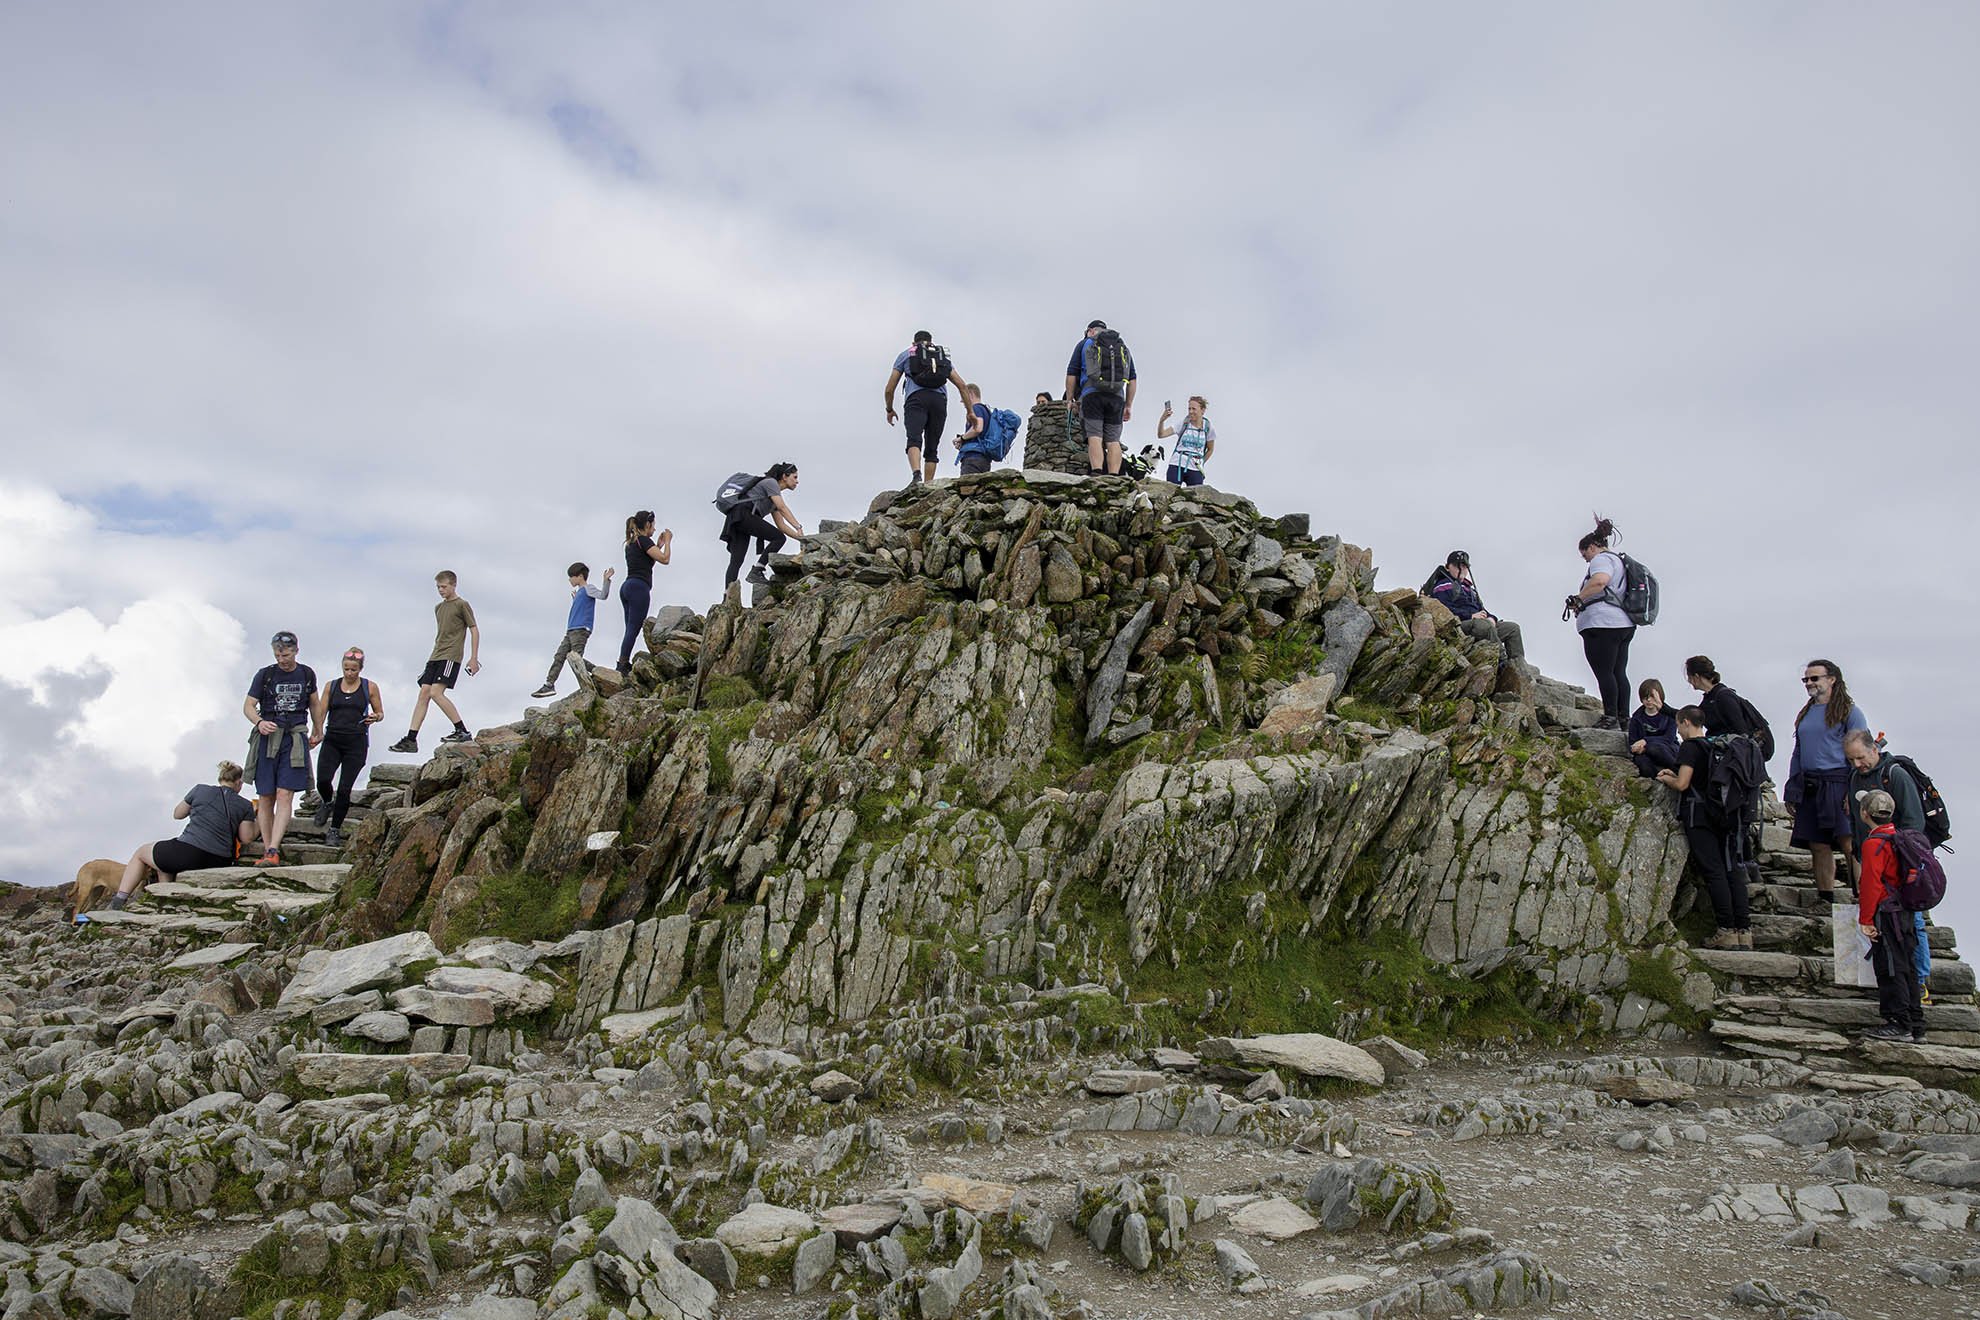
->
xmin=366 ymin=763 xmax=418 ymax=786
xmin=165 ymin=863 xmax=350 ymax=894
xmin=1747 ymin=912 xmax=1830 ymax=953
xmin=1858 ymin=1039 xmax=1980 ymax=1079
xmin=1691 ymin=948 xmax=1811 ymax=981
xmin=1536 ymin=704 xmax=1602 ymax=731
xmin=1717 ymin=994 xmax=1980 ymax=1034
xmin=1568 ymin=727 xmax=1628 ymax=758
xmin=277 ymin=842 xmax=347 ymax=866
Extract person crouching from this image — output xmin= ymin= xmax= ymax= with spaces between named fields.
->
xmin=1857 ymin=788 xmax=1926 ymax=1042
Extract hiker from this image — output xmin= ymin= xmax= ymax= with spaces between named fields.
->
xmin=388 ymin=571 xmax=480 ymax=754
xmin=1421 ymin=550 xmax=1525 ymax=666
xmin=1784 ymin=658 xmax=1869 ymax=899
xmin=1655 ymin=706 xmax=1750 ymax=949
xmin=884 ymin=331 xmax=969 ymax=486
xmin=310 ymin=647 xmax=381 ymax=848
xmin=1846 ymin=729 xmax=1933 ymax=997
xmin=1564 ymin=517 xmax=1633 ymax=729
xmin=1034 ymin=392 xmax=1052 ymax=408
xmin=535 ymin=561 xmax=614 ymax=698
xmin=957 ymin=384 xmax=994 ymax=475
xmin=1627 ymin=679 xmax=1680 ymax=778
xmin=1683 ymin=656 xmax=1772 ymax=751
xmin=1856 ymin=788 xmax=1926 ymax=1041
xmin=243 ymin=631 xmax=321 ymax=865
xmin=1155 ymin=396 xmax=1217 ymax=487
xmin=1064 ymin=319 xmax=1137 ymax=476
xmin=617 ymin=514 xmax=673 ymax=674
xmin=108 ymin=761 xmax=259 ymax=909
xmin=722 ymin=464 xmax=804 ymax=587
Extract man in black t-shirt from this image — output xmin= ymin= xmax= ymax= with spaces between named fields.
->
xmin=1656 ymin=706 xmax=1750 ymax=950
xmin=242 ymin=630 xmax=321 ymax=866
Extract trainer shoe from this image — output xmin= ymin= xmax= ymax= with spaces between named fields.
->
xmin=440 ymin=728 xmax=474 ymax=743
xmin=313 ymin=800 xmax=331 ymax=828
xmin=1703 ymin=930 xmax=1743 ymax=951
xmin=1912 ymin=1024 xmax=1929 ymax=1042
xmin=746 ymin=564 xmax=769 ymax=585
xmin=1736 ymin=929 xmax=1754 ymax=950
xmin=254 ymin=850 xmax=281 ymax=868
xmin=324 ymin=826 xmax=342 ymax=849
xmin=1862 ymin=1022 xmax=1910 ymax=1041
xmin=389 ymin=736 xmax=418 ymax=754
xmin=531 ymin=684 xmax=557 ymax=699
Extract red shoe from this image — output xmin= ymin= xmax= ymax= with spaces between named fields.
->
xmin=254 ymin=850 xmax=281 ymax=867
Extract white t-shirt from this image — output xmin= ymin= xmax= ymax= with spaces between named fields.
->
xmin=1171 ymin=416 xmax=1217 ymax=469
xmin=1575 ymin=551 xmax=1633 ymax=631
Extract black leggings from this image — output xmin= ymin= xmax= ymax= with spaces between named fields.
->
xmin=316 ymin=731 xmax=368 ymax=828
xmin=724 ymin=512 xmax=785 ymax=584
xmin=619 ymin=577 xmax=651 ymax=666
xmin=1683 ymin=816 xmax=1749 ymax=929
xmin=1580 ymin=625 xmax=1635 ymax=719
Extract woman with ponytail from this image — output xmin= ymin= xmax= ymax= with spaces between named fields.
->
xmin=1785 ymin=658 xmax=1869 ymax=897
xmin=1565 ymin=516 xmax=1634 ymax=729
xmin=619 ymin=511 xmax=673 ymax=675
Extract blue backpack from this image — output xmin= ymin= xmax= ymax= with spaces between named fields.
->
xmin=963 ymin=408 xmax=1022 ymax=463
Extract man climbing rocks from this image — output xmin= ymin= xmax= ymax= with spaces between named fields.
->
xmin=390 ymin=570 xmax=479 ymax=754
xmin=884 ymin=331 xmax=969 ymax=487
xmin=243 ymin=631 xmax=321 ymax=866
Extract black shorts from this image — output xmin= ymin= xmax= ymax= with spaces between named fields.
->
xmin=1080 ymin=391 xmax=1126 ymax=443
xmin=419 ymin=659 xmax=461 ymax=689
xmin=152 ymin=838 xmax=232 ymax=876
xmin=959 ymin=451 xmax=992 ymax=475
xmin=903 ymin=391 xmax=947 ymax=455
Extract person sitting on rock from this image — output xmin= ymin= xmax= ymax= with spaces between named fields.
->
xmin=1626 ymin=679 xmax=1679 ymax=778
xmin=1421 ymin=550 xmax=1525 ymax=666
xmin=1846 ymin=728 xmax=1932 ymax=1003
xmin=108 ymin=761 xmax=259 ymax=909
xmin=722 ymin=463 xmax=804 ymax=588
xmin=1856 ymin=788 xmax=1926 ymax=1042
xmin=1655 ymin=706 xmax=1751 ymax=950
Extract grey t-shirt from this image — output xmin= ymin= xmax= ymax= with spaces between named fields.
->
xmin=746 ymin=477 xmax=784 ymax=518
xmin=1575 ymin=550 xmax=1633 ymax=631
xmin=180 ymin=784 xmax=254 ymax=859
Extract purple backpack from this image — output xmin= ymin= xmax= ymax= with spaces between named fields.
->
xmin=1888 ymin=828 xmax=1948 ymax=912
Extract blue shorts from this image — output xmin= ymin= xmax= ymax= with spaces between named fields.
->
xmin=254 ymin=729 xmax=313 ymax=796
xmin=1166 ymin=464 xmax=1205 ymax=487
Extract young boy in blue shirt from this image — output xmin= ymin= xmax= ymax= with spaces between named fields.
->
xmin=532 ymin=562 xmax=614 ymax=698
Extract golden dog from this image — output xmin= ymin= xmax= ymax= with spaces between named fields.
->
xmin=70 ymin=859 xmax=138 ymax=917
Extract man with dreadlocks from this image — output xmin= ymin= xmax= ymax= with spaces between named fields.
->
xmin=1784 ymin=658 xmax=1870 ymax=899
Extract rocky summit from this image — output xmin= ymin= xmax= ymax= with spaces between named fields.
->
xmin=4 ymin=470 xmax=1978 ymax=1319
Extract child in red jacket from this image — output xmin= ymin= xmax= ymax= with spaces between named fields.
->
xmin=1858 ymin=789 xmax=1925 ymax=1042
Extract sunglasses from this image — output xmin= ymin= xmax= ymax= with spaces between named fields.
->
xmin=1801 ymin=676 xmax=1827 ymax=686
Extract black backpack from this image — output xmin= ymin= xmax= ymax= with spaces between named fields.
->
xmin=1602 ymin=553 xmax=1661 ymax=626
xmin=1712 ymin=686 xmax=1775 ymax=760
xmin=1883 ymin=754 xmax=1953 ymax=850
xmin=1082 ymin=329 xmax=1133 ymax=395
xmin=1700 ymin=733 xmax=1766 ymax=832
xmin=713 ymin=472 xmax=758 ymax=514
xmin=906 ymin=343 xmax=951 ymax=390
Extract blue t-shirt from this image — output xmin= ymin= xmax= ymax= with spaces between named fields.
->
xmin=1067 ymin=337 xmax=1138 ymax=398
xmin=960 ymin=402 xmax=992 ymax=459
xmin=566 ymin=582 xmax=607 ymax=631
xmin=893 ymin=348 xmax=948 ymax=396
xmin=1789 ymin=702 xmax=1869 ymax=777
xmin=247 ymin=663 xmax=317 ymax=727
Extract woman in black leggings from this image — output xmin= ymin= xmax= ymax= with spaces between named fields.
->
xmin=619 ymin=511 xmax=673 ymax=674
xmin=722 ymin=463 xmax=805 ymax=587
xmin=1567 ymin=516 xmax=1635 ymax=729
xmin=312 ymin=647 xmax=381 ymax=847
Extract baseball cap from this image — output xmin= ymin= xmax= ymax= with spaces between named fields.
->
xmin=271 ymin=631 xmax=299 ymax=648
xmin=1447 ymin=550 xmax=1470 ymax=566
xmin=1087 ymin=319 xmax=1107 ymax=330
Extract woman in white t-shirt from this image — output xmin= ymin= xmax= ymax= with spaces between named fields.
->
xmin=1567 ymin=516 xmax=1635 ymax=729
xmin=1156 ymin=396 xmax=1217 ymax=487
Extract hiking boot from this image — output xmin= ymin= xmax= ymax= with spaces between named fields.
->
xmin=440 ymin=728 xmax=474 ymax=744
xmin=389 ymin=735 xmax=418 ymax=754
xmin=908 ymin=471 xmax=923 ymax=487
xmin=312 ymin=799 xmax=331 ymax=828
xmin=1862 ymin=1022 xmax=1911 ymax=1041
xmin=616 ymin=660 xmax=632 ymax=677
xmin=1595 ymin=714 xmax=1622 ymax=731
xmin=745 ymin=564 xmax=769 ymax=585
xmin=254 ymin=850 xmax=281 ymax=868
xmin=530 ymin=684 xmax=557 ymax=699
xmin=1736 ymin=929 xmax=1754 ymax=950
xmin=107 ymin=893 xmax=129 ymax=911
xmin=323 ymin=826 xmax=342 ymax=849
xmin=1703 ymin=930 xmax=1744 ymax=951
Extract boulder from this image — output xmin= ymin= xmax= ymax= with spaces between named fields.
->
xmin=1256 ymin=674 xmax=1338 ymax=739
xmin=1230 ymin=1195 xmax=1318 ymax=1241
xmin=423 ymin=965 xmax=556 ymax=1016
xmin=808 ymin=1069 xmax=862 ymax=1102
xmin=342 ymin=1010 xmax=412 ymax=1044
xmin=1083 ymin=1069 xmax=1169 ymax=1096
xmin=1197 ymin=1033 xmax=1385 ymax=1087
xmin=292 ymin=1052 xmax=469 ymax=1092
xmin=389 ymin=987 xmax=498 ymax=1027
xmin=919 ymin=1173 xmax=1017 ymax=1216
xmin=277 ymin=931 xmax=442 ymax=1009
xmin=714 ymin=1203 xmax=815 ymax=1257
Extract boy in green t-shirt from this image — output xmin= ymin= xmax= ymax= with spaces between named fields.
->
xmin=390 ymin=570 xmax=480 ymax=753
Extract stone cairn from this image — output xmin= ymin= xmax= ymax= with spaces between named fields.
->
xmin=1020 ymin=398 xmax=1087 ymax=475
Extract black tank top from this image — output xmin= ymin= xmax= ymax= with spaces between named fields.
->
xmin=625 ymin=535 xmax=655 ymax=584
xmin=326 ymin=679 xmax=370 ymax=734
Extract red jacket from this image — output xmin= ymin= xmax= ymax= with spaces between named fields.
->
xmin=1859 ymin=823 xmax=1898 ymax=926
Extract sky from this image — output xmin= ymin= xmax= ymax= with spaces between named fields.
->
xmin=2 ymin=3 xmax=1976 ymax=937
